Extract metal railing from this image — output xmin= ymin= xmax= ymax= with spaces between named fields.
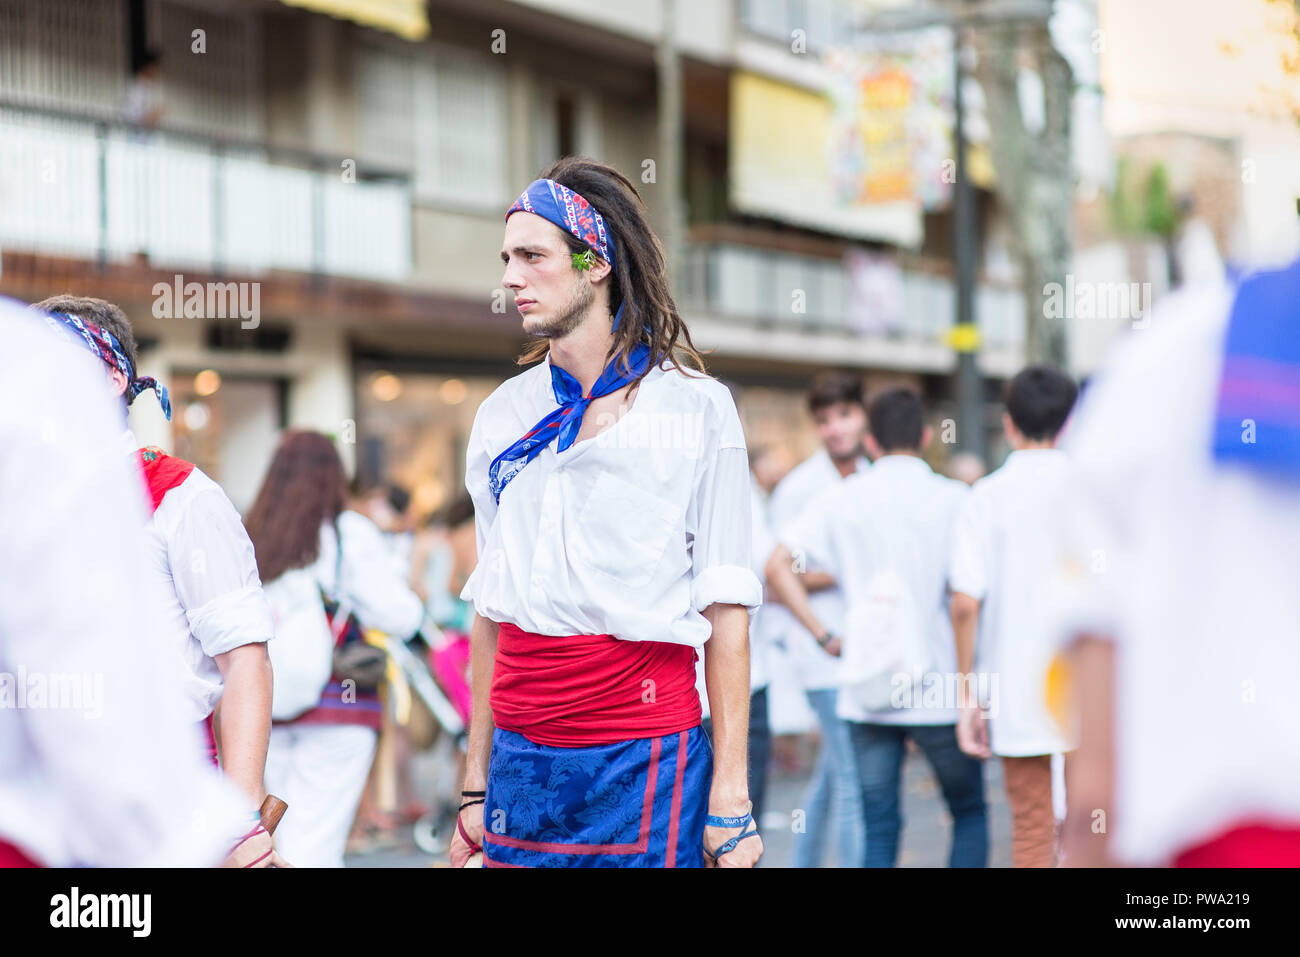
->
xmin=680 ymin=240 xmax=1025 ymax=349
xmin=0 ymin=101 xmax=413 ymax=282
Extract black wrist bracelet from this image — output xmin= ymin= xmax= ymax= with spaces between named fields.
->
xmin=461 ymin=789 xmax=486 ymax=797
xmin=459 ymin=798 xmax=486 ymax=812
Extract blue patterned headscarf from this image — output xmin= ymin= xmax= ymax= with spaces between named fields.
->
xmin=490 ymin=179 xmax=652 ymax=503
xmin=508 ymin=178 xmax=616 ymax=267
xmin=40 ymin=310 xmax=172 ymax=420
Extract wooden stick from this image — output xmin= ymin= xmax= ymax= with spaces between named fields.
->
xmin=259 ymin=794 xmax=288 ymax=835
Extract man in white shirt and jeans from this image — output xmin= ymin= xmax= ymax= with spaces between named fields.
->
xmin=765 ymin=371 xmax=870 ymax=868
xmin=449 ymin=158 xmax=763 ymax=868
xmin=948 ymin=365 xmax=1078 ymax=867
xmin=767 ymin=388 xmax=988 ymax=867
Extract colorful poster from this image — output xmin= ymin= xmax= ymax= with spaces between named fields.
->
xmin=827 ymin=27 xmax=955 ymax=211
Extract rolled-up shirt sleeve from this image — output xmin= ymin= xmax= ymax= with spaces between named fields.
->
xmin=688 ymin=403 xmax=763 ymax=617
xmin=166 ymin=481 xmax=274 ymax=659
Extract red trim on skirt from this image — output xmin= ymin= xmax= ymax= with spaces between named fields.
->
xmin=1173 ymin=819 xmax=1300 ymax=867
xmin=489 ymin=621 xmax=702 ymax=747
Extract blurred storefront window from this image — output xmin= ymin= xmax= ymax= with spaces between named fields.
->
xmin=355 ymin=368 xmax=499 ymax=522
xmin=169 ymin=372 xmax=285 ymax=515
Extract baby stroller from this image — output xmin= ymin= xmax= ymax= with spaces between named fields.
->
xmin=362 ymin=610 xmax=471 ymax=855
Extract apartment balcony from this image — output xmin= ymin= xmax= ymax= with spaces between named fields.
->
xmin=680 ymin=239 xmax=1026 ymax=376
xmin=0 ymin=103 xmax=411 ymax=283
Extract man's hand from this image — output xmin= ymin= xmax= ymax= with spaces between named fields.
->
xmin=450 ymin=801 xmax=485 ymax=868
xmin=819 ymin=635 xmax=843 ymax=658
xmin=956 ymin=703 xmax=991 ymax=759
xmin=220 ymin=825 xmax=292 ymax=868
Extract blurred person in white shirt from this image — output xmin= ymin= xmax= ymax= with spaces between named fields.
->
xmin=764 ymin=371 xmax=871 ymax=868
xmin=949 ymin=366 xmax=1079 ymax=867
xmin=245 ymin=431 xmax=425 ymax=867
xmin=0 ymin=297 xmax=272 ymax=867
xmin=1057 ymin=257 xmax=1300 ymax=868
xmin=768 ymin=388 xmax=988 ymax=867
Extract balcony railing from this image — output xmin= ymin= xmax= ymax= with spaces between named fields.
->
xmin=0 ymin=103 xmax=412 ymax=282
xmin=680 ymin=240 xmax=1025 ymax=351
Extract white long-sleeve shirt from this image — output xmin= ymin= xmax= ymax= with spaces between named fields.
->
xmin=0 ymin=301 xmax=250 ymax=866
xmin=126 ymin=429 xmax=275 ymax=723
xmin=460 ymin=353 xmax=763 ymax=647
xmin=779 ymin=455 xmax=968 ymax=725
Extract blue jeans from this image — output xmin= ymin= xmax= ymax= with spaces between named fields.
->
xmin=793 ymin=689 xmax=866 ymax=868
xmin=849 ymin=721 xmax=988 ymax=868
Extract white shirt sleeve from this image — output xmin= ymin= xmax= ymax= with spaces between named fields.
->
xmin=337 ymin=510 xmax=426 ymax=639
xmin=164 ymin=477 xmax=275 ymax=659
xmin=686 ymin=407 xmax=763 ymax=617
xmin=750 ymin=482 xmax=776 ymax=582
xmin=948 ymin=489 xmax=989 ymax=600
xmin=464 ymin=402 xmax=499 ymax=561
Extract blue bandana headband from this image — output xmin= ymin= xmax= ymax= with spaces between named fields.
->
xmin=490 ymin=179 xmax=652 ymax=503
xmin=41 ymin=310 xmax=172 ymax=421
xmin=507 ymin=178 xmax=617 ymax=271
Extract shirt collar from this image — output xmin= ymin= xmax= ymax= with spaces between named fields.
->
xmin=120 ymin=428 xmax=139 ymax=457
xmin=817 ymin=448 xmax=870 ymax=478
xmin=869 ymin=453 xmax=932 ymax=473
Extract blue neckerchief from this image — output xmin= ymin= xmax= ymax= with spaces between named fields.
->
xmin=1212 ymin=256 xmax=1300 ymax=479
xmin=488 ymin=326 xmax=652 ymax=504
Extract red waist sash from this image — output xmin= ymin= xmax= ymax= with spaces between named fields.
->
xmin=0 ymin=840 xmax=42 ymax=868
xmin=1173 ymin=819 xmax=1300 ymax=867
xmin=490 ymin=621 xmax=702 ymax=748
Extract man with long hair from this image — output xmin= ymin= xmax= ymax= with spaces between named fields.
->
xmin=32 ymin=295 xmax=279 ymax=865
xmin=449 ymin=158 xmax=764 ymax=868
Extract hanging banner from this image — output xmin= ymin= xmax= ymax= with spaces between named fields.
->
xmin=730 ymin=71 xmax=923 ymax=247
xmin=279 ymin=0 xmax=429 ymax=41
xmin=826 ymin=27 xmax=955 ymax=211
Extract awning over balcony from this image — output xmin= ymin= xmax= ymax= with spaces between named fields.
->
xmin=278 ymin=0 xmax=428 ymax=41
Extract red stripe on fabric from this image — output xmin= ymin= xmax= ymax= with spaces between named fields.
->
xmin=280 ymin=708 xmax=383 ymax=730
xmin=490 ymin=622 xmax=702 ymax=747
xmin=1173 ymin=819 xmax=1300 ymax=867
xmin=0 ymin=840 xmax=42 ymax=868
xmin=483 ymin=736 xmax=661 ymax=856
xmin=665 ymin=730 xmax=688 ymax=868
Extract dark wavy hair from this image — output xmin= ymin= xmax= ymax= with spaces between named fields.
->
xmin=244 ymin=431 xmax=347 ymax=583
xmin=516 ymin=156 xmax=709 ymax=383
